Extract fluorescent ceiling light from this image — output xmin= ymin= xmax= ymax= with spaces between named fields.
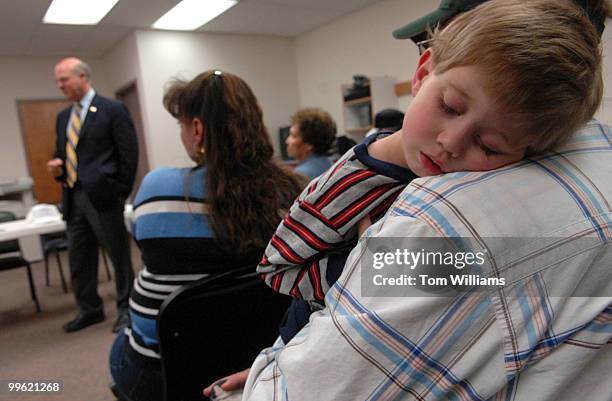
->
xmin=43 ymin=0 xmax=119 ymax=25
xmin=152 ymin=0 xmax=237 ymax=31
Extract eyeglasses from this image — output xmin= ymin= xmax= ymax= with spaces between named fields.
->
xmin=415 ymin=38 xmax=434 ymax=55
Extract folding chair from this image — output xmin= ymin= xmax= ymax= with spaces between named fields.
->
xmin=0 ymin=211 xmax=41 ymax=312
xmin=41 ymin=232 xmax=69 ymax=293
xmin=42 ymin=234 xmax=112 ymax=293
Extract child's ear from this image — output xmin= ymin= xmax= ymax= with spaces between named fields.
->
xmin=411 ymin=48 xmax=434 ymax=96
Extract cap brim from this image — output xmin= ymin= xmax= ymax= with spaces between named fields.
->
xmin=392 ymin=8 xmax=455 ymax=40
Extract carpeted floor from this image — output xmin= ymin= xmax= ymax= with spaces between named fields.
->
xmin=0 ymin=245 xmax=141 ymax=401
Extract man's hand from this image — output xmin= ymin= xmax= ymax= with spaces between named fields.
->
xmin=203 ymin=369 xmax=250 ymax=398
xmin=47 ymin=158 xmax=64 ymax=178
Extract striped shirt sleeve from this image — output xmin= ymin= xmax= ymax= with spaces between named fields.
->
xmin=257 ymin=149 xmax=406 ymax=301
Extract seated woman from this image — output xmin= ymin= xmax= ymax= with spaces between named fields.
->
xmin=285 ymin=108 xmax=337 ymax=179
xmin=109 ymin=70 xmax=305 ymax=401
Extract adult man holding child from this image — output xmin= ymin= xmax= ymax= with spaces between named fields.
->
xmin=207 ymin=0 xmax=612 ymax=400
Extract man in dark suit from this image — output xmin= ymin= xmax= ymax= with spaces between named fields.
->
xmin=47 ymin=57 xmax=138 ymax=333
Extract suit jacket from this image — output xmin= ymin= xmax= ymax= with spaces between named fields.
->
xmin=54 ymin=94 xmax=138 ymax=219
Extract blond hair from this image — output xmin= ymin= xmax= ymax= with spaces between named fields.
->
xmin=430 ymin=0 xmax=604 ymax=154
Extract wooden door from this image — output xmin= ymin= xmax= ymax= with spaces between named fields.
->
xmin=17 ymin=99 xmax=70 ymax=204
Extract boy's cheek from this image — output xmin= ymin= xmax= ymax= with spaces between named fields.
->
xmin=402 ymin=100 xmax=434 ymax=141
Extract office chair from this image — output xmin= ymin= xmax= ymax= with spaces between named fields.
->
xmin=158 ymin=265 xmax=291 ymax=401
xmin=0 ymin=211 xmax=41 ymax=312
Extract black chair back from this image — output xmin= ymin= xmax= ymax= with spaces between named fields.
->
xmin=158 ymin=265 xmax=291 ymax=401
xmin=0 ymin=210 xmax=41 ymax=312
xmin=0 ymin=211 xmax=20 ymax=256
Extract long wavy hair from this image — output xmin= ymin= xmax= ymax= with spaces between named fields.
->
xmin=163 ymin=70 xmax=305 ymax=253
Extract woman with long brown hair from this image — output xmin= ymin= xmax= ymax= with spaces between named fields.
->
xmin=109 ymin=70 xmax=304 ymax=401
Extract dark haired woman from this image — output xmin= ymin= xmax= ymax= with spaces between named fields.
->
xmin=109 ymin=70 xmax=305 ymax=401
xmin=285 ymin=107 xmax=336 ymax=179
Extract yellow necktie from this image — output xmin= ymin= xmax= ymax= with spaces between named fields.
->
xmin=65 ymin=103 xmax=82 ymax=188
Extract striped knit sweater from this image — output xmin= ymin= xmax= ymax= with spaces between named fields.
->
xmin=126 ymin=166 xmax=262 ymax=358
xmin=257 ymin=132 xmax=416 ymax=302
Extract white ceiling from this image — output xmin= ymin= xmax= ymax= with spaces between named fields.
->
xmin=0 ymin=0 xmax=387 ymax=58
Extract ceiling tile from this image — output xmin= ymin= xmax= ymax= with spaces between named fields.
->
xmin=78 ymin=25 xmax=132 ymax=52
xmin=201 ymin=2 xmax=338 ymax=37
xmin=251 ymin=0 xmax=378 ymax=13
xmin=103 ymin=0 xmax=181 ymax=27
xmin=28 ymin=24 xmax=96 ymax=52
xmin=0 ymin=0 xmax=49 ymax=23
xmin=0 ymin=23 xmax=36 ymax=56
xmin=0 ymin=0 xmax=388 ymax=56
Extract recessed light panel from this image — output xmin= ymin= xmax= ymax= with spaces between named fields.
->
xmin=43 ymin=0 xmax=120 ymax=25
xmin=152 ymin=0 xmax=237 ymax=31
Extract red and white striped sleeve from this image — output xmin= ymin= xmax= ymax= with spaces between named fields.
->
xmin=257 ymin=151 xmax=405 ymax=301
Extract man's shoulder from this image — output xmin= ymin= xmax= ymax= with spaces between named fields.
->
xmin=390 ymin=120 xmax=612 ymax=237
xmin=91 ymin=94 xmax=125 ymax=110
xmin=58 ymin=106 xmax=71 ymax=117
xmin=412 ymin=120 xmax=610 ymax=196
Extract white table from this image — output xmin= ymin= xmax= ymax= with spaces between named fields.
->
xmin=0 ymin=204 xmax=134 ymax=263
xmin=0 ymin=219 xmax=66 ymax=262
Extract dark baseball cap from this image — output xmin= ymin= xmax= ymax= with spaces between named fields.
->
xmin=392 ymin=0 xmax=486 ymax=41
xmin=393 ymin=0 xmax=606 ymax=43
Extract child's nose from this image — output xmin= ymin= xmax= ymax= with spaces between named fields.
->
xmin=437 ymin=125 xmax=470 ymax=158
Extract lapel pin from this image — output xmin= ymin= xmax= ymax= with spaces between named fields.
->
xmin=89 ymin=106 xmax=97 ymax=112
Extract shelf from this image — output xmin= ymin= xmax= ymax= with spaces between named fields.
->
xmin=341 ymin=76 xmax=399 ymax=143
xmin=394 ymin=81 xmax=412 ymax=97
xmin=344 ymin=96 xmax=371 ymax=107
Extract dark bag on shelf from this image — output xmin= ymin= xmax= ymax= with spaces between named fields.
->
xmin=343 ymin=74 xmax=370 ymax=101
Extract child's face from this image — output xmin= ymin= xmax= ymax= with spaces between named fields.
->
xmin=401 ymin=50 xmax=528 ymax=177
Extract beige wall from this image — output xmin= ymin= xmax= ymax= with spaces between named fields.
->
xmin=133 ymin=30 xmax=299 ymax=168
xmin=0 ymin=30 xmax=299 ymax=179
xmin=102 ymin=32 xmax=153 ymax=165
xmin=295 ymin=0 xmax=612 ymax=129
xmin=0 ymin=57 xmax=110 ymax=178
xmin=3 ymin=0 xmax=612 ymax=184
xmin=294 ymin=0 xmax=434 ymax=134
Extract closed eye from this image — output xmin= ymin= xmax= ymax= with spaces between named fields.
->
xmin=476 ymin=135 xmax=499 ymax=156
xmin=480 ymin=144 xmax=498 ymax=156
xmin=440 ymin=98 xmax=459 ymax=116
